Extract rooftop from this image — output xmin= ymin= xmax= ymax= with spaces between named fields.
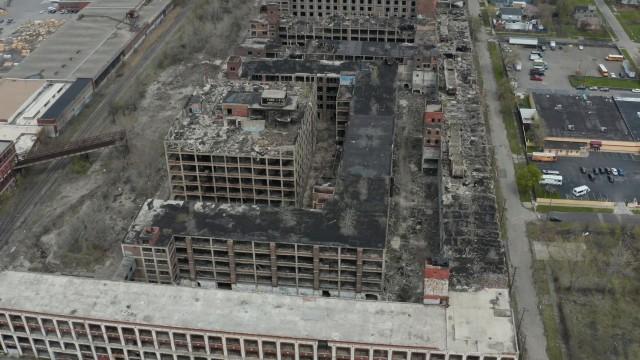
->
xmin=340 ymin=64 xmax=396 ymax=179
xmin=242 ymin=59 xmax=362 ymax=76
xmin=499 ymin=7 xmax=524 ymax=16
xmin=304 ymin=40 xmax=437 ymax=59
xmin=0 ymin=125 xmax=41 ymax=157
xmin=533 ymin=93 xmax=632 ymax=141
xmin=613 ymin=97 xmax=640 ymax=141
xmin=0 ymin=79 xmax=46 ymax=122
xmin=166 ymin=82 xmax=312 ymax=156
xmin=0 ymin=271 xmax=518 ymax=356
xmin=124 ymin=198 xmax=387 ymax=249
xmin=41 ymin=79 xmax=92 ymax=120
xmin=5 ymin=0 xmax=171 ymax=81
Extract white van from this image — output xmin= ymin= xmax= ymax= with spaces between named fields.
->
xmin=572 ymin=185 xmax=590 ymax=197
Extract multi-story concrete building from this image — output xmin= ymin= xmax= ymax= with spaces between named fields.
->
xmin=0 ymin=271 xmax=519 ymax=360
xmin=278 ymin=15 xmax=418 ymax=44
xmin=165 ymin=83 xmax=316 ymax=207
xmin=134 ymin=62 xmax=396 ymax=299
xmin=276 ymin=0 xmax=437 ymax=19
xmin=121 ymin=198 xmax=387 ymax=298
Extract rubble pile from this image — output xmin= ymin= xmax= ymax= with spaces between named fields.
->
xmin=439 ymin=8 xmax=507 ymax=289
xmin=0 ymin=19 xmax=65 ymax=70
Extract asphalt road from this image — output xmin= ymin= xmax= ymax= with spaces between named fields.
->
xmin=0 ymin=3 xmax=194 ymax=249
xmin=469 ymin=0 xmax=549 ymax=359
xmin=594 ymin=0 xmax=640 ymax=64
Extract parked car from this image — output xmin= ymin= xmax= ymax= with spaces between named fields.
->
xmin=549 ymin=216 xmax=562 ymax=222
xmin=610 ymin=73 xmax=617 ymax=78
xmin=529 ymin=69 xmax=544 ymax=76
xmin=612 ymin=168 xmax=619 ymax=176
xmin=632 ymin=88 xmax=640 ymax=93
xmin=599 ymin=167 xmax=605 ymax=174
xmin=580 ymin=166 xmax=586 ymax=174
xmin=600 ymin=87 xmax=610 ymax=92
xmin=6 ymin=18 xmax=13 ymax=24
xmin=576 ymin=85 xmax=586 ymax=90
xmin=606 ymin=167 xmax=612 ymax=175
xmin=588 ymin=173 xmax=595 ymax=181
xmin=592 ymin=167 xmax=598 ymax=174
xmin=589 ymin=86 xmax=598 ymax=91
xmin=618 ymin=167 xmax=625 ymax=176
xmin=608 ymin=175 xmax=615 ymax=183
xmin=530 ymin=74 xmax=543 ymax=81
xmin=578 ymin=45 xmax=584 ymax=50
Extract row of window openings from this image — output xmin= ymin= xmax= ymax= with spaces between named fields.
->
xmin=1 ymin=335 xmax=507 ymax=360
xmin=291 ymin=0 xmax=413 ymax=5
xmin=168 ymin=155 xmax=293 ymax=166
xmin=172 ymin=176 xmax=294 ymax=187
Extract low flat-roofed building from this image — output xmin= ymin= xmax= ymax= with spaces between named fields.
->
xmin=38 ymin=78 xmax=93 ymax=136
xmin=0 ymin=271 xmax=518 ymax=360
xmin=6 ymin=0 xmax=172 ymax=88
xmin=0 ymin=78 xmax=91 ymax=138
xmin=165 ymin=81 xmax=316 ymax=207
xmin=532 ymin=93 xmax=640 ymax=154
xmin=0 ymin=125 xmax=42 ymax=160
xmin=0 ymin=79 xmax=47 ymax=123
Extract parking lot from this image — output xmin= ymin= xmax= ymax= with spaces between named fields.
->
xmin=0 ymin=0 xmax=69 ymax=38
xmin=506 ymin=43 xmax=627 ymax=93
xmin=537 ymin=152 xmax=640 ymax=202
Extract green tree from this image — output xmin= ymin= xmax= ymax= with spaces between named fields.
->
xmin=516 ymin=164 xmax=542 ymax=196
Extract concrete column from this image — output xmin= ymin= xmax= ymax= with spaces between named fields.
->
xmin=313 ymin=246 xmax=320 ymax=290
xmin=21 ymin=315 xmax=37 ymax=358
xmin=186 ymin=236 xmax=196 ymax=281
xmin=270 ymin=242 xmax=278 ymax=287
xmin=222 ymin=336 xmax=229 ymax=359
xmin=228 ymin=240 xmax=237 ymax=284
xmin=356 ymin=248 xmax=363 ymax=293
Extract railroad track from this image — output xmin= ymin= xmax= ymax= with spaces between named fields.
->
xmin=0 ymin=3 xmax=194 ymax=248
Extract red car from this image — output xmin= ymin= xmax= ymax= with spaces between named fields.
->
xmin=530 ymin=74 xmax=543 ymax=81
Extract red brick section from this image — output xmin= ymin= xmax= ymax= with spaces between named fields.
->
xmin=424 ymin=267 xmax=449 ymax=280
xmin=416 ymin=0 xmax=437 ymax=18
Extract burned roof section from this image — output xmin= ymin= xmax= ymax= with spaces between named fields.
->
xmin=439 ymin=8 xmax=506 ymax=289
xmin=242 ymin=59 xmax=362 ymax=76
xmin=124 ymin=198 xmax=387 ymax=249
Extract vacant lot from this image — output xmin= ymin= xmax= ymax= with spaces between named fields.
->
xmin=614 ymin=6 xmax=640 ymax=42
xmin=528 ymin=221 xmax=640 ymax=360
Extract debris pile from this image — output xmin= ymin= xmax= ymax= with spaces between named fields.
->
xmin=438 ymin=8 xmax=507 ymax=289
xmin=0 ymin=19 xmax=65 ymax=70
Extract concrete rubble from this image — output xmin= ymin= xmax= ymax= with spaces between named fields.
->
xmin=438 ymin=8 xmax=507 ymax=289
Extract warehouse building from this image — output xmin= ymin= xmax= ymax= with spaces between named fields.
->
xmin=6 ymin=0 xmax=173 ymax=89
xmin=532 ymin=93 xmax=640 ymax=155
xmin=0 ymin=271 xmax=518 ymax=360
